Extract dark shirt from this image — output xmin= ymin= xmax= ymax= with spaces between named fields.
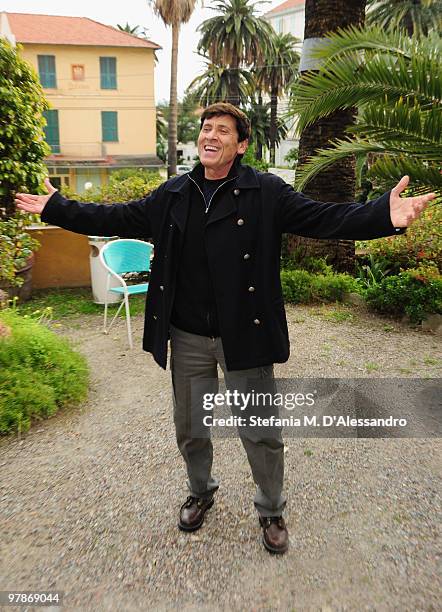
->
xmin=170 ymin=176 xmax=229 ymax=338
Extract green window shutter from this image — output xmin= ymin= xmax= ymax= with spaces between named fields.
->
xmin=38 ymin=55 xmax=57 ymax=88
xmin=43 ymin=110 xmax=60 ymax=153
xmin=101 ymin=111 xmax=118 ymax=142
xmin=100 ymin=57 xmax=117 ymax=89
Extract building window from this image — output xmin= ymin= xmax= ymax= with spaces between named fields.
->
xmin=101 ymin=111 xmax=118 ymax=142
xmin=38 ymin=55 xmax=57 ymax=88
xmin=72 ymin=64 xmax=85 ymax=81
xmin=100 ymin=57 xmax=117 ymax=89
xmin=47 ymin=166 xmax=70 ymax=189
xmin=43 ymin=110 xmax=60 ymax=153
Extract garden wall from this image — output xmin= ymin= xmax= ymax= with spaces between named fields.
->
xmin=26 ymin=225 xmax=91 ymax=288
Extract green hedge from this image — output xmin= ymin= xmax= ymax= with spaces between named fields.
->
xmin=0 ymin=310 xmax=89 ymax=434
xmin=364 ymin=265 xmax=442 ymax=323
xmin=280 ymin=269 xmax=359 ymax=304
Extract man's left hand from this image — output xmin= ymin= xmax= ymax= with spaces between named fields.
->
xmin=390 ymin=175 xmax=436 ymax=228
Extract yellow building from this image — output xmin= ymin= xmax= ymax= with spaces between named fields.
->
xmin=1 ymin=11 xmax=162 ymax=192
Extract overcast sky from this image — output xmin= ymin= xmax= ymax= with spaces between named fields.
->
xmin=3 ymin=0 xmax=285 ymax=103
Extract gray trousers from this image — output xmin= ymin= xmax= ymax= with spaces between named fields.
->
xmin=170 ymin=325 xmax=286 ymax=517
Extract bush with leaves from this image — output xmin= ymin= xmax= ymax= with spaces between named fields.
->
xmin=0 ymin=217 xmax=41 ymax=287
xmin=61 ymin=171 xmax=163 ymax=204
xmin=242 ymin=145 xmax=269 ymax=172
xmin=0 ymin=39 xmax=49 ymax=217
xmin=280 ymin=268 xmax=359 ymax=304
xmin=364 ymin=263 xmax=442 ymax=323
xmin=356 ymin=200 xmax=442 ymax=272
xmin=0 ymin=309 xmax=89 ymax=435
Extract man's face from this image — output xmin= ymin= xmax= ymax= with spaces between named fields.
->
xmin=197 ymin=114 xmax=248 ymax=174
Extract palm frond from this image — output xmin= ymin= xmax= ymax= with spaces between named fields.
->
xmin=294 ymin=139 xmax=387 ymax=190
xmin=291 ymin=50 xmax=441 ymax=133
xmin=367 ymin=154 xmax=442 ymax=191
xmin=305 ymin=24 xmax=441 ymax=63
xmin=294 ymin=138 xmax=442 ymax=192
xmin=350 ymin=101 xmax=442 ymax=157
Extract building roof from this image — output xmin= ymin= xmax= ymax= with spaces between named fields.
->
xmin=266 ymin=0 xmax=305 ymax=16
xmin=4 ymin=12 xmax=161 ymax=49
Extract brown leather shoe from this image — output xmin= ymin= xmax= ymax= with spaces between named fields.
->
xmin=259 ymin=515 xmax=289 ymax=554
xmin=178 ymin=495 xmax=215 ymax=532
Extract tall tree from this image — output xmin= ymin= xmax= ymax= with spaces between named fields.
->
xmin=366 ymin=0 xmax=442 ymax=36
xmin=256 ymin=32 xmax=300 ymax=165
xmin=248 ymin=95 xmax=288 ymax=161
xmin=197 ymin=0 xmax=275 ymax=107
xmin=288 ymin=0 xmax=367 ymax=272
xmin=188 ymin=58 xmax=255 ymax=107
xmin=149 ymin=0 xmax=198 ymax=177
xmin=116 ymin=22 xmax=150 ymax=38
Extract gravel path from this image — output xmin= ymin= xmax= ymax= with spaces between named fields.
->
xmin=1 ymin=303 xmax=441 ymax=611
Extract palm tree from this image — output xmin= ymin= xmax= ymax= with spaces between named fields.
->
xmin=366 ymin=0 xmax=442 ymax=36
xmin=256 ymin=32 xmax=300 ymax=165
xmin=287 ymin=0 xmax=367 ymax=272
xmin=248 ymin=95 xmax=288 ymax=161
xmin=116 ymin=22 xmax=149 ymax=38
xmin=188 ymin=57 xmax=255 ymax=107
xmin=289 ymin=27 xmax=442 ymax=194
xmin=149 ymin=0 xmax=198 ymax=177
xmin=197 ymin=0 xmax=275 ymax=107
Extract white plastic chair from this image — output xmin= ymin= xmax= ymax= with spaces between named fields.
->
xmin=99 ymin=239 xmax=153 ymax=348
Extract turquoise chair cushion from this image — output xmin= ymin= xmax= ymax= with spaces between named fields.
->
xmin=109 ymin=283 xmax=149 ymax=295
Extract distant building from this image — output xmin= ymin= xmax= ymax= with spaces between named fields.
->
xmin=0 ymin=12 xmax=162 ymax=192
xmin=264 ymin=0 xmax=305 ymax=167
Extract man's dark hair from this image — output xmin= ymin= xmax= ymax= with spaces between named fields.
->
xmin=200 ymin=103 xmax=251 ymax=143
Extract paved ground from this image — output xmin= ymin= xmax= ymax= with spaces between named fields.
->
xmin=1 ymin=303 xmax=441 ymax=611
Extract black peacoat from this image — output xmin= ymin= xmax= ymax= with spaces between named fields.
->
xmin=41 ymin=159 xmax=403 ymax=371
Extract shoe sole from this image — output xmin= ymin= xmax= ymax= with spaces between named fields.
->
xmin=261 ymin=533 xmax=289 ymax=554
xmin=177 ymin=498 xmax=214 ymax=532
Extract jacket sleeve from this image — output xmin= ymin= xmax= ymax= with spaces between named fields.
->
xmin=276 ymin=177 xmax=405 ymax=240
xmin=40 ymin=188 xmax=158 ymax=238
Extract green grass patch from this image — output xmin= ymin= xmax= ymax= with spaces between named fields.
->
xmin=365 ymin=362 xmax=380 ymax=372
xmin=0 ymin=309 xmax=89 ymax=435
xmin=15 ymin=288 xmax=147 ymax=319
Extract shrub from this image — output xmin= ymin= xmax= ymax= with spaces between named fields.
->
xmin=281 ymin=249 xmax=333 ymax=275
xmin=61 ymin=171 xmax=163 ymax=204
xmin=0 ymin=310 xmax=89 ymax=434
xmin=364 ymin=264 xmax=442 ymax=323
xmin=280 ymin=269 xmax=359 ymax=304
xmin=242 ymin=145 xmax=269 ymax=172
xmin=356 ymin=200 xmax=442 ymax=272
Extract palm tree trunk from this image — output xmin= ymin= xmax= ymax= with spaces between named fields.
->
xmin=229 ymin=59 xmax=240 ymax=107
xmin=256 ymin=93 xmax=263 ymax=160
xmin=168 ymin=22 xmax=179 ymax=178
xmin=269 ymin=86 xmax=278 ymax=166
xmin=288 ymin=0 xmax=366 ymax=272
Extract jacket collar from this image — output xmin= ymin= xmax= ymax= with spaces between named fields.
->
xmin=168 ymin=156 xmax=260 ymax=232
xmin=166 ymin=156 xmax=260 ymax=194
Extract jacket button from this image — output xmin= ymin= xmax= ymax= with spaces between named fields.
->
xmin=233 ymin=188 xmax=240 ymax=196
xmin=237 ymin=218 xmax=244 ymax=226
xmin=160 ymin=285 xmax=164 ymax=291
xmin=248 ymin=286 xmax=255 ymax=292
xmin=253 ymin=318 xmax=261 ymax=325
xmin=243 ymin=253 xmax=250 ymax=260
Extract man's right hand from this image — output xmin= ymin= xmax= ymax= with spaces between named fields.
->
xmin=15 ymin=178 xmax=58 ymax=215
